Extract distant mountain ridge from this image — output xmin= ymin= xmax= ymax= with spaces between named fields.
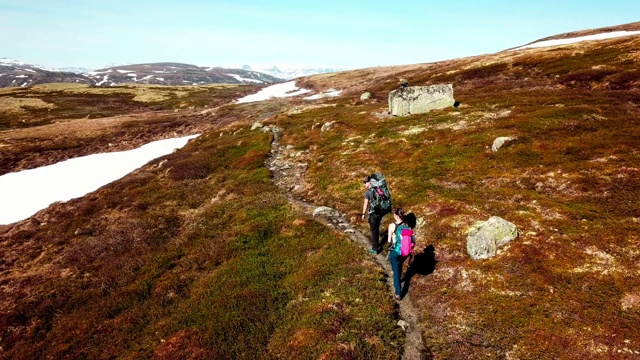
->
xmin=0 ymin=58 xmax=93 ymax=88
xmin=0 ymin=59 xmax=285 ymax=88
xmin=0 ymin=58 xmax=348 ymax=88
xmin=86 ymin=62 xmax=283 ymax=87
xmin=236 ymin=65 xmax=348 ymax=80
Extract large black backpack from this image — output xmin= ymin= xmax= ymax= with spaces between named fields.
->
xmin=369 ymin=172 xmax=392 ymax=215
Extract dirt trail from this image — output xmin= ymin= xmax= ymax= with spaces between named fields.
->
xmin=266 ymin=127 xmax=431 ymax=360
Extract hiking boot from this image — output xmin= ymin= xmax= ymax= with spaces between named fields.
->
xmin=394 ymin=294 xmax=402 ymax=301
xmin=369 ymin=249 xmax=378 ymax=254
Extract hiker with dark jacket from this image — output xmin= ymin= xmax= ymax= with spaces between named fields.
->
xmin=362 ymin=175 xmax=383 ymax=254
xmin=387 ymin=207 xmax=414 ymax=300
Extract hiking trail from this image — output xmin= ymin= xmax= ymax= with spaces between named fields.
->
xmin=266 ymin=126 xmax=432 ymax=360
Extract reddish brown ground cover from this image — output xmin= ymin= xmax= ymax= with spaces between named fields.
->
xmin=2 ymin=23 xmax=640 ymax=359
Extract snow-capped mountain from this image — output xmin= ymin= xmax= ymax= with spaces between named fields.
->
xmin=86 ymin=62 xmax=283 ymax=87
xmin=0 ymin=58 xmax=93 ymax=87
xmin=54 ymin=66 xmax=94 ymax=75
xmin=0 ymin=57 xmax=347 ymax=88
xmin=236 ymin=65 xmax=348 ymax=80
xmin=0 ymin=58 xmax=90 ymax=74
xmin=0 ymin=59 xmax=285 ymax=88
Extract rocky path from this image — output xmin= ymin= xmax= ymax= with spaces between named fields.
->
xmin=266 ymin=127 xmax=431 ymax=360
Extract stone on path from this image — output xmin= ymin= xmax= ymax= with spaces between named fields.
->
xmin=313 ymin=206 xmax=339 ymax=218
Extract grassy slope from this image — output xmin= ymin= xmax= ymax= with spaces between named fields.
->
xmin=1 ymin=32 xmax=640 ymax=360
xmin=277 ymin=36 xmax=640 ymax=359
xmin=0 ymin=83 xmax=261 ymax=175
xmin=0 ymin=90 xmax=403 ymax=358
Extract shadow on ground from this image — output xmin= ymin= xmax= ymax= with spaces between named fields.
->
xmin=402 ymin=245 xmax=437 ymax=297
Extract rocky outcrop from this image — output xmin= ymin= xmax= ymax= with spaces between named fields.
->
xmin=466 ymin=216 xmax=518 ymax=260
xmin=388 ymin=84 xmax=455 ymax=116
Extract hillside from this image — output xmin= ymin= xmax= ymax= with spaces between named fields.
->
xmin=0 ymin=59 xmax=284 ymax=88
xmin=0 ymin=58 xmax=93 ymax=88
xmin=87 ymin=63 xmax=283 ymax=86
xmin=1 ymin=22 xmax=640 ymax=359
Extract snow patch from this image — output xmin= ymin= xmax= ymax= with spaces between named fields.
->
xmin=225 ymin=73 xmax=263 ymax=84
xmin=304 ymin=89 xmax=342 ymax=100
xmin=96 ymin=75 xmax=110 ymax=86
xmin=89 ymin=69 xmax=113 ymax=76
xmin=0 ymin=134 xmax=200 ymax=225
xmin=513 ymin=30 xmax=640 ymax=50
xmin=236 ymin=81 xmax=311 ymax=103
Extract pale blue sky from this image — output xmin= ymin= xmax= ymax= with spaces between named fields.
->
xmin=1 ymin=0 xmax=639 ymax=70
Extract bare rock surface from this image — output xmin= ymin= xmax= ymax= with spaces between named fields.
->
xmin=388 ymin=84 xmax=455 ymax=116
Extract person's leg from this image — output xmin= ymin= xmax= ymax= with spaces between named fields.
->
xmin=374 ymin=214 xmax=383 ymax=250
xmin=389 ymin=252 xmax=403 ymax=297
xmin=369 ymin=214 xmax=381 ymax=252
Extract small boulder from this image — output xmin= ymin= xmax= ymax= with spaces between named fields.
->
xmin=251 ymin=122 xmax=263 ymax=130
xmin=320 ymin=121 xmax=335 ymax=132
xmin=491 ymin=136 xmax=517 ymax=152
xmin=360 ymin=92 xmax=372 ymax=101
xmin=397 ymin=320 xmax=409 ymax=331
xmin=313 ymin=206 xmax=339 ymax=218
xmin=466 ymin=216 xmax=518 ymax=260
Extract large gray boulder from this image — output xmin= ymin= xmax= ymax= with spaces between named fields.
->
xmin=466 ymin=216 xmax=518 ymax=260
xmin=388 ymin=84 xmax=455 ymax=116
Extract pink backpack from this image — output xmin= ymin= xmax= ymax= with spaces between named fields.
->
xmin=394 ymin=224 xmax=415 ymax=257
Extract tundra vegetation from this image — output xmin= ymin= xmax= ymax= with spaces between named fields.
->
xmin=1 ymin=26 xmax=640 ymax=359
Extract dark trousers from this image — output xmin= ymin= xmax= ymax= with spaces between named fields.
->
xmin=368 ymin=213 xmax=383 ymax=250
xmin=389 ymin=251 xmax=406 ymax=296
